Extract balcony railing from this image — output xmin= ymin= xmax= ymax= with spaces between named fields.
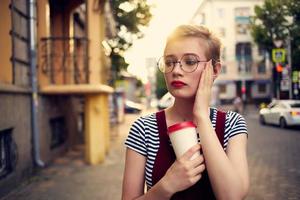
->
xmin=41 ymin=37 xmax=89 ymax=84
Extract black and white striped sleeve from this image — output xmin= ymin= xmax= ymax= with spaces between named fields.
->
xmin=125 ymin=117 xmax=147 ymax=156
xmin=227 ymin=111 xmax=248 ymax=139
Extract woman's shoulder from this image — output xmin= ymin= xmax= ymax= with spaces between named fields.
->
xmin=210 ymin=107 xmax=245 ymax=120
xmin=131 ymin=111 xmax=158 ymax=127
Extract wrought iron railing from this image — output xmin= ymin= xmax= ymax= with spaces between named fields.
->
xmin=40 ymin=37 xmax=89 ymax=84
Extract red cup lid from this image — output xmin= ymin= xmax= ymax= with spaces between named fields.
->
xmin=167 ymin=121 xmax=196 ymax=134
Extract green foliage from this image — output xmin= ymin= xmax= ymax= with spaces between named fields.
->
xmin=110 ymin=52 xmax=129 ymax=80
xmin=155 ymin=70 xmax=168 ymax=99
xmin=250 ymin=0 xmax=300 ymax=68
xmin=108 ymin=0 xmax=152 ymax=85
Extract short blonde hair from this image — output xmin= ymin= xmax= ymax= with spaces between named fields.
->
xmin=165 ymin=24 xmax=222 ymax=65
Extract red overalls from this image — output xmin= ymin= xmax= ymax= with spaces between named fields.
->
xmin=151 ymin=110 xmax=225 ymax=200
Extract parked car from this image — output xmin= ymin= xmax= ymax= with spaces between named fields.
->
xmin=259 ymin=100 xmax=300 ymax=128
xmin=157 ymin=92 xmax=175 ymax=110
xmin=125 ymin=100 xmax=143 ymax=113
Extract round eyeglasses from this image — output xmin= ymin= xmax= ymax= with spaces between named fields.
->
xmin=157 ymin=54 xmax=209 ymax=73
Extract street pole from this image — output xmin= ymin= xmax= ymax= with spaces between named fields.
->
xmin=276 ymin=62 xmax=280 ymax=99
xmin=287 ymin=36 xmax=292 ymax=99
xmin=273 ymin=40 xmax=284 ymax=100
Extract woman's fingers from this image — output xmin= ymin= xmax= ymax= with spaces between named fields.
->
xmin=181 ymin=144 xmax=201 ymax=161
xmin=191 ymin=163 xmax=206 ymax=177
xmin=190 ymin=173 xmax=202 ymax=185
xmin=204 ymin=60 xmax=213 ymax=87
xmin=189 ymin=153 xmax=204 ymax=167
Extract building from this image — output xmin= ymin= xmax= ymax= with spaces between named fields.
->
xmin=191 ymin=0 xmax=271 ymax=104
xmin=0 ymin=0 xmax=114 ymax=197
xmin=145 ymin=57 xmax=158 ymax=107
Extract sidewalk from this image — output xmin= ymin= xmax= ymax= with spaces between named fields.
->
xmin=2 ymin=105 xmax=258 ymax=200
xmin=2 ymin=112 xmax=143 ymax=200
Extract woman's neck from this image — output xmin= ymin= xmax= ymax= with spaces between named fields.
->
xmin=168 ymin=98 xmax=195 ymax=122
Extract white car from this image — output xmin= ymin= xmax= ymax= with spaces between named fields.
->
xmin=259 ymin=100 xmax=300 ymax=128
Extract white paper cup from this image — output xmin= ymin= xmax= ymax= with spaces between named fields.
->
xmin=167 ymin=121 xmax=200 ymax=159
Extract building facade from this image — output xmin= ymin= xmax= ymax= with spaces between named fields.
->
xmin=191 ymin=0 xmax=271 ymax=104
xmin=0 ymin=0 xmax=114 ymax=197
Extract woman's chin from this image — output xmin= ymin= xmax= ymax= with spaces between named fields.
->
xmin=170 ymin=91 xmax=195 ymax=100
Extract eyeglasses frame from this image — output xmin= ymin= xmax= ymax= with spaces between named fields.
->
xmin=157 ymin=54 xmax=213 ymax=74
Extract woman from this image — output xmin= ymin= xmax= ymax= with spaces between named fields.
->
xmin=122 ymin=24 xmax=249 ymax=200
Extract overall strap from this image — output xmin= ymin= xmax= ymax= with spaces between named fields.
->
xmin=215 ymin=110 xmax=226 ymax=148
xmin=156 ymin=110 xmax=169 ymax=143
xmin=152 ymin=110 xmax=176 ymax=186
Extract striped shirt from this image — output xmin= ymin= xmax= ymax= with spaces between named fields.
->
xmin=124 ymin=107 xmax=247 ymax=188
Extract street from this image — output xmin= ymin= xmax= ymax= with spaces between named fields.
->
xmin=2 ymin=107 xmax=300 ymax=200
xmin=246 ymin=113 xmax=300 ymax=200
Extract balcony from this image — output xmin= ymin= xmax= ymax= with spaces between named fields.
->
xmin=40 ymin=37 xmax=89 ymax=85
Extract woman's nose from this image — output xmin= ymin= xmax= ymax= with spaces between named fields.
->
xmin=172 ymin=62 xmax=183 ymax=73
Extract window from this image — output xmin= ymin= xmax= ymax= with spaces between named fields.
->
xmin=258 ymin=83 xmax=266 ymax=93
xmin=50 ymin=117 xmax=67 ymax=149
xmin=0 ymin=128 xmax=17 ymax=179
xmin=10 ymin=0 xmax=31 ymax=86
xmin=258 ymin=63 xmax=266 ymax=74
xmin=234 ymin=7 xmax=250 ymax=35
xmin=219 ymin=84 xmax=226 ymax=93
xmin=236 ymin=43 xmax=252 ymax=73
xmin=290 ymin=103 xmax=300 ymax=108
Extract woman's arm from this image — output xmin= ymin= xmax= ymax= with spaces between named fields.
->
xmin=122 ymin=146 xmax=206 ymax=200
xmin=122 ymin=148 xmax=147 ymax=199
xmin=196 ymin=118 xmax=249 ymax=200
xmin=193 ymin=61 xmax=249 ymax=200
xmin=122 ymin=148 xmax=173 ymax=200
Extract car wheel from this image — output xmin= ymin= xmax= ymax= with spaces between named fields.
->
xmin=259 ymin=115 xmax=266 ymax=125
xmin=279 ymin=117 xmax=287 ymax=129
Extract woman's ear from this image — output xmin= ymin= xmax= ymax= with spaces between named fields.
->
xmin=213 ymin=62 xmax=222 ymax=80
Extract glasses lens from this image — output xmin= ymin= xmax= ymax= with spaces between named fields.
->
xmin=158 ymin=57 xmax=175 ymax=73
xmin=181 ymin=55 xmax=199 ymax=72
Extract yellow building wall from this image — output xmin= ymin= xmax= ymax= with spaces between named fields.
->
xmin=84 ymin=94 xmax=110 ymax=164
xmin=37 ymin=0 xmax=50 ymax=86
xmin=100 ymin=17 xmax=110 ymax=84
xmin=87 ymin=0 xmax=105 ymax=84
xmin=0 ymin=0 xmax=13 ymax=84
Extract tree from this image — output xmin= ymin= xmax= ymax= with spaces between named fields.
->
xmin=108 ymin=0 xmax=152 ymax=85
xmin=155 ymin=69 xmax=167 ymax=99
xmin=250 ymin=0 xmax=300 ymax=68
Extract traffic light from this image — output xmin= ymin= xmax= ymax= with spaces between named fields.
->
xmin=276 ymin=64 xmax=283 ymax=73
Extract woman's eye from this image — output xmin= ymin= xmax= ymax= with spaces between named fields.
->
xmin=184 ymin=59 xmax=198 ymax=66
xmin=165 ymin=60 xmax=174 ymax=67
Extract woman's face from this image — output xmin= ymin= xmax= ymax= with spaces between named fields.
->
xmin=163 ymin=37 xmax=209 ymax=99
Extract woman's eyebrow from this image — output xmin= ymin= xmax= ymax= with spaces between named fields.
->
xmin=164 ymin=53 xmax=198 ymax=57
xmin=164 ymin=54 xmax=176 ymax=57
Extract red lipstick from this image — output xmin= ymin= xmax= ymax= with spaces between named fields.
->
xmin=171 ymin=80 xmax=186 ymax=88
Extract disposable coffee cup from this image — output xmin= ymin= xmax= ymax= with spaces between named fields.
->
xmin=167 ymin=121 xmax=200 ymax=160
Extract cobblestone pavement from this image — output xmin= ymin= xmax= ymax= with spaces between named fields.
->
xmin=2 ymin=106 xmax=300 ymax=200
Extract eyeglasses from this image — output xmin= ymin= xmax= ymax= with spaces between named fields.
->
xmin=157 ymin=54 xmax=209 ymax=74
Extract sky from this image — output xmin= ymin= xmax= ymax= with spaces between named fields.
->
xmin=125 ymin=0 xmax=202 ymax=83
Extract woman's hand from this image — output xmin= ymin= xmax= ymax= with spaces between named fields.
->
xmin=161 ymin=144 xmax=206 ymax=195
xmin=193 ymin=60 xmax=214 ymax=120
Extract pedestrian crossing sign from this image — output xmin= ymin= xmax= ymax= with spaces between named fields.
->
xmin=272 ymin=48 xmax=286 ymax=63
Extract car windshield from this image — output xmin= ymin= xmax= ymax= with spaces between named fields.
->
xmin=290 ymin=103 xmax=300 ymax=108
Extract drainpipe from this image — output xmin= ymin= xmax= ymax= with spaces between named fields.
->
xmin=29 ymin=0 xmax=45 ymax=167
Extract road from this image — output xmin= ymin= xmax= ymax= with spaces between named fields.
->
xmin=246 ymin=113 xmax=300 ymax=200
